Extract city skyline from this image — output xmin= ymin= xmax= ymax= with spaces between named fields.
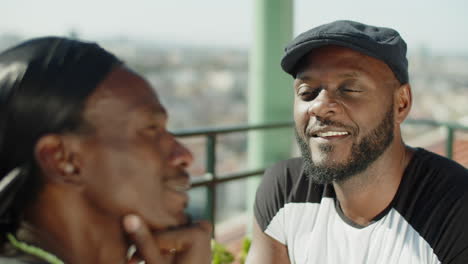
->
xmin=1 ymin=0 xmax=468 ymax=55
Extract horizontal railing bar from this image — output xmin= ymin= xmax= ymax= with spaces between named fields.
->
xmin=173 ymin=121 xmax=294 ymax=137
xmin=404 ymin=119 xmax=468 ymax=131
xmin=190 ymin=169 xmax=265 ymax=188
xmin=177 ymin=118 xmax=467 ymax=232
xmin=180 ymin=118 xmax=468 ymax=188
xmin=173 ymin=119 xmax=468 ymax=139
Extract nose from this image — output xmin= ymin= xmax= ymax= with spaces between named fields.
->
xmin=307 ymin=89 xmax=341 ymax=118
xmin=170 ymin=140 xmax=194 ymax=168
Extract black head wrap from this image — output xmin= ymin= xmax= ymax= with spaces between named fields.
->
xmin=0 ymin=37 xmax=121 ymax=239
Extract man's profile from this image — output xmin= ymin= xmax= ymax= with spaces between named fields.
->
xmin=247 ymin=20 xmax=468 ymax=264
xmin=0 ymin=37 xmax=211 ymax=264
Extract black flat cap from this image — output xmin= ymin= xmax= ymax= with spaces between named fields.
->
xmin=281 ymin=20 xmax=409 ymax=84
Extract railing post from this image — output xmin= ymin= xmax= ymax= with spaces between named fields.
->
xmin=446 ymin=126 xmax=454 ymax=159
xmin=205 ymin=134 xmax=217 ymax=236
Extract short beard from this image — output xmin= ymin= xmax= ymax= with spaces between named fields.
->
xmin=296 ymin=104 xmax=395 ymax=184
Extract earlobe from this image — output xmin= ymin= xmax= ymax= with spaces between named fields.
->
xmin=395 ymin=84 xmax=412 ymax=124
xmin=34 ymin=135 xmax=83 ymax=186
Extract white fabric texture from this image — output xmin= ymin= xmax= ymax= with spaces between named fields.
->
xmin=265 ymin=198 xmax=441 ymax=264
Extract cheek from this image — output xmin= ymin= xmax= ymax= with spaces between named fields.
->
xmin=80 ymin=145 xmax=166 ymax=214
xmin=82 ymin=167 xmax=166 ymax=220
xmin=349 ymin=105 xmax=385 ymax=137
xmin=294 ymin=100 xmax=310 ymax=125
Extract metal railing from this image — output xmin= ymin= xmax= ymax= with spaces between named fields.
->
xmin=174 ymin=121 xmax=293 ymax=230
xmin=404 ymin=119 xmax=468 ymax=159
xmin=173 ymin=119 xmax=468 ymax=234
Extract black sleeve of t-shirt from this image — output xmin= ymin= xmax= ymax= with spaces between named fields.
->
xmin=449 ymin=246 xmax=468 ymax=264
xmin=253 ymin=158 xmax=303 ymax=232
xmin=393 ymin=149 xmax=468 ymax=264
xmin=446 ymin=191 xmax=468 ymax=264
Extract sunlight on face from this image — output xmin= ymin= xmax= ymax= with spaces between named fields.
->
xmin=78 ymin=67 xmax=193 ymax=230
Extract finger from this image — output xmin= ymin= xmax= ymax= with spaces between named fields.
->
xmin=152 ymin=222 xmax=212 ymax=264
xmin=127 ymin=257 xmax=140 ymax=264
xmin=123 ymin=214 xmax=166 ymax=264
xmin=173 ymin=222 xmax=212 ymax=264
xmin=127 ymin=249 xmax=142 ymax=264
xmin=128 ymin=250 xmax=175 ymax=264
xmin=153 ymin=221 xmax=212 ymax=252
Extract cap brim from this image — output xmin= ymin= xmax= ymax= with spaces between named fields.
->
xmin=280 ymin=39 xmax=380 ymax=77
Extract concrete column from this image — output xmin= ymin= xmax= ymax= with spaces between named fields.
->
xmin=246 ymin=0 xmax=294 ymax=232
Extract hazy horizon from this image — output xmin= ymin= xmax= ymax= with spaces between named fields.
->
xmin=2 ymin=0 xmax=468 ymax=55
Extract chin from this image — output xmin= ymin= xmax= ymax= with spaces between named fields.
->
xmin=315 ymin=145 xmax=351 ymax=162
xmin=159 ymin=211 xmax=189 ymax=229
xmin=175 ymin=211 xmax=189 ymax=226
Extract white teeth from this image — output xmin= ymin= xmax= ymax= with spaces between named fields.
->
xmin=170 ymin=184 xmax=190 ymax=192
xmin=317 ymin=131 xmax=349 ymax=137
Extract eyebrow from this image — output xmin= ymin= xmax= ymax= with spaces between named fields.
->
xmin=296 ymin=71 xmax=361 ymax=81
xmin=136 ymin=105 xmax=168 ymax=122
xmin=295 ymin=72 xmax=314 ymax=81
xmin=337 ymin=72 xmax=361 ymax=79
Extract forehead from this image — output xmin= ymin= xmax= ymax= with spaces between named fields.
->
xmin=83 ymin=67 xmax=166 ymax=128
xmin=296 ymin=45 xmax=397 ymax=83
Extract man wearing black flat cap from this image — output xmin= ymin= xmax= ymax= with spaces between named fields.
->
xmin=247 ymin=20 xmax=468 ymax=264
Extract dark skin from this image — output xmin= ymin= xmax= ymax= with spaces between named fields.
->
xmin=247 ymin=45 xmax=413 ymax=264
xmin=22 ymin=67 xmax=211 ymax=263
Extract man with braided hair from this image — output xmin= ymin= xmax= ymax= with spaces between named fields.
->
xmin=0 ymin=37 xmax=211 ymax=264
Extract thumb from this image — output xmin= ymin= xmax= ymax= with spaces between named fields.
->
xmin=123 ymin=214 xmax=166 ymax=264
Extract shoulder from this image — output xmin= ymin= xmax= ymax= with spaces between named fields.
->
xmin=399 ymin=148 xmax=468 ymax=208
xmin=414 ymin=148 xmax=467 ymax=178
xmin=254 ymin=158 xmax=305 ymax=231
xmin=257 ymin=157 xmax=304 ymax=195
xmin=254 ymin=157 xmax=327 ymax=231
xmin=258 ymin=158 xmax=305 ymax=197
xmin=401 ymin=148 xmax=468 ymax=198
xmin=257 ymin=158 xmax=303 ymax=199
xmin=415 ymin=148 xmax=468 ymax=198
xmin=263 ymin=157 xmax=304 ymax=179
xmin=395 ymin=148 xmax=468 ymax=263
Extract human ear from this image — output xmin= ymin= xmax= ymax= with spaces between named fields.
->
xmin=394 ymin=83 xmax=412 ymax=124
xmin=34 ymin=134 xmax=83 ymax=186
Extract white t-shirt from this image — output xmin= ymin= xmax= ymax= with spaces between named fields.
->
xmin=254 ymin=149 xmax=468 ymax=264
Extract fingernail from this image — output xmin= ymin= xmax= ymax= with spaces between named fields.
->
xmin=124 ymin=215 xmax=141 ymax=233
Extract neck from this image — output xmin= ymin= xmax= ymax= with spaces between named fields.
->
xmin=22 ymin=184 xmax=129 ymax=264
xmin=332 ymin=139 xmax=414 ymax=226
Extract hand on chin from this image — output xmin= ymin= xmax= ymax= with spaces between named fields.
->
xmin=123 ymin=214 xmax=212 ymax=264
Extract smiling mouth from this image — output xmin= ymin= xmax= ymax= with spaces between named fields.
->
xmin=164 ymin=171 xmax=191 ymax=194
xmin=313 ymin=131 xmax=349 ymax=137
xmin=310 ymin=129 xmax=351 ymax=141
xmin=167 ymin=182 xmax=191 ymax=192
xmin=164 ymin=178 xmax=190 ymax=213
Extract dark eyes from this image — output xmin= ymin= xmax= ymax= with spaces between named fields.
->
xmin=338 ymin=81 xmax=363 ymax=93
xmin=341 ymin=89 xmax=361 ymax=94
xmin=297 ymin=85 xmax=362 ymax=101
xmin=145 ymin=124 xmax=165 ymax=133
xmin=340 ymin=86 xmax=362 ymax=93
xmin=298 ymin=89 xmax=320 ymax=101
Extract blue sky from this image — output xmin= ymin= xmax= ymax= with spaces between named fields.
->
xmin=2 ymin=0 xmax=467 ymax=54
